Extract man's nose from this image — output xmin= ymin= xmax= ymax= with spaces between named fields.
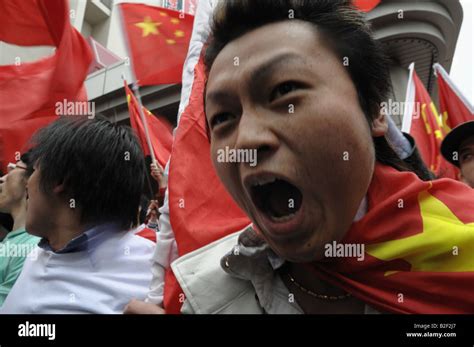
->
xmin=234 ymin=112 xmax=279 ymax=164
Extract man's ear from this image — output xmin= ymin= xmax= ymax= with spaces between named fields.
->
xmin=52 ymin=183 xmax=65 ymax=194
xmin=371 ymin=111 xmax=388 ymax=137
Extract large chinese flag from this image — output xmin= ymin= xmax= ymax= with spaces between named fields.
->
xmin=401 ymin=64 xmax=458 ymax=180
xmin=0 ymin=0 xmax=92 ymax=171
xmin=311 ymin=163 xmax=474 ymax=313
xmin=160 ymin=0 xmax=250 ymax=313
xmin=119 ymin=4 xmax=194 ymax=86
xmin=433 ymin=63 xmax=474 ymax=133
xmin=124 ymin=82 xmax=173 ymax=168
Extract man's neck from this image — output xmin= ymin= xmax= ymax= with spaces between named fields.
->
xmin=10 ymin=203 xmax=27 ymax=232
xmin=46 ymin=224 xmax=86 ymax=251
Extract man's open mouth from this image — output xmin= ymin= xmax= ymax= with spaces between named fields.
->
xmin=249 ymin=176 xmax=303 ymax=223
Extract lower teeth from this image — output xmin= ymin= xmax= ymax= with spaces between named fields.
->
xmin=269 ymin=212 xmax=296 ymax=223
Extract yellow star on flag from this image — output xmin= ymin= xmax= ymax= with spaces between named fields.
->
xmin=366 ymin=188 xmax=474 ymax=276
xmin=135 ymin=16 xmax=161 ymax=37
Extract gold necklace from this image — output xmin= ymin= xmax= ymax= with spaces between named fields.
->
xmin=287 ymin=272 xmax=352 ymax=301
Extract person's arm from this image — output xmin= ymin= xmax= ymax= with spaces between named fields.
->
xmin=0 ymin=254 xmax=28 ymax=306
xmin=145 ymin=187 xmax=179 ymax=306
xmin=124 ymin=163 xmax=179 ymax=314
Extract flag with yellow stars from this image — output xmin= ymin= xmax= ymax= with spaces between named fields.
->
xmin=119 ymin=3 xmax=194 ymax=85
xmin=310 ymin=163 xmax=474 ymax=313
xmin=124 ymin=80 xmax=173 ymax=167
xmin=402 ymin=64 xmax=458 ymax=179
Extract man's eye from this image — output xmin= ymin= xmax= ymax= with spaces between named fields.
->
xmin=210 ymin=112 xmax=236 ymax=128
xmin=270 ymin=81 xmax=301 ymax=102
xmin=462 ymin=153 xmax=473 ymax=162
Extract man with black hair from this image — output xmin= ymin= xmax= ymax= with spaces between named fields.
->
xmin=169 ymin=0 xmax=474 ymax=314
xmin=0 ymin=152 xmax=40 ymax=306
xmin=0 ymin=116 xmax=155 ymax=314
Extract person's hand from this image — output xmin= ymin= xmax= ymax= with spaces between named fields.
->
xmin=150 ymin=162 xmax=167 ymax=189
xmin=123 ymin=299 xmax=166 ymax=314
xmin=146 ymin=200 xmax=159 ymax=222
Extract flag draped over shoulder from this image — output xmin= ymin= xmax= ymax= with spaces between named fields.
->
xmin=311 ymin=163 xmax=474 ymax=313
xmin=124 ymin=82 xmax=173 ymax=168
xmin=434 ymin=63 xmax=474 ymax=132
xmin=401 ymin=64 xmax=458 ymax=180
xmin=119 ymin=3 xmax=194 ymax=86
xmin=0 ymin=0 xmax=92 ymax=171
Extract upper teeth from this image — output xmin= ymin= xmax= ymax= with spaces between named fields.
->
xmin=252 ymin=176 xmax=277 ymax=186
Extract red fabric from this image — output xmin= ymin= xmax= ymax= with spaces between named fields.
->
xmin=0 ymin=0 xmax=54 ymax=46
xmin=119 ymin=4 xmax=194 ymax=86
xmin=124 ymin=82 xmax=173 ymax=168
xmin=409 ymin=71 xmax=458 ymax=179
xmin=309 ymin=163 xmax=474 ymax=313
xmin=164 ymin=58 xmax=251 ymax=313
xmin=136 ymin=226 xmax=157 ymax=243
xmin=437 ymin=69 xmax=474 ymax=130
xmin=0 ymin=0 xmax=92 ymax=171
xmin=352 ymin=0 xmax=380 ymax=12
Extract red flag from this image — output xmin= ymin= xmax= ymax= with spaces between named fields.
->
xmin=401 ymin=64 xmax=458 ymax=179
xmin=0 ymin=0 xmax=92 ymax=171
xmin=434 ymin=63 xmax=474 ymax=132
xmin=119 ymin=4 xmax=194 ymax=86
xmin=311 ymin=163 xmax=474 ymax=313
xmin=124 ymin=82 xmax=173 ymax=167
xmin=164 ymin=59 xmax=251 ymax=313
xmin=0 ymin=116 xmax=57 ymax=169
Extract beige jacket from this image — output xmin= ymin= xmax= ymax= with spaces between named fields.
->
xmin=171 ymin=226 xmax=379 ymax=314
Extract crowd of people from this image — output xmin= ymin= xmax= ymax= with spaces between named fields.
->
xmin=0 ymin=0 xmax=473 ymax=314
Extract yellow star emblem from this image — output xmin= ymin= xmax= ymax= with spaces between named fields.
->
xmin=174 ymin=30 xmax=185 ymax=38
xmin=366 ymin=188 xmax=474 ymax=276
xmin=135 ymin=16 xmax=161 ymax=37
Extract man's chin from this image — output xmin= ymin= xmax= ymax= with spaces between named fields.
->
xmin=268 ymin=238 xmax=328 ymax=263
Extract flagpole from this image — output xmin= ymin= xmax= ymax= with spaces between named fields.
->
xmin=401 ymin=62 xmax=416 ymax=134
xmin=122 ymin=75 xmax=157 ymax=199
xmin=118 ymin=4 xmax=157 ymax=166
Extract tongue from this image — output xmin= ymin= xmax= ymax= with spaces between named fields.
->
xmin=266 ymin=181 xmax=299 ymax=218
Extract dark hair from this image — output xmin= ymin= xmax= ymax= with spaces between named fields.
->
xmin=20 ymin=150 xmax=35 ymax=177
xmin=0 ymin=212 xmax=13 ymax=232
xmin=204 ymin=0 xmax=432 ymax=180
xmin=29 ymin=116 xmax=146 ymax=230
xmin=138 ymin=195 xmax=149 ymax=225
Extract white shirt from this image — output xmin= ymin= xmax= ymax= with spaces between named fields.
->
xmin=0 ymin=224 xmax=155 ymax=314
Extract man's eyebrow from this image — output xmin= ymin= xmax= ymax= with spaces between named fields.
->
xmin=460 ymin=146 xmax=474 ymax=156
xmin=206 ymin=53 xmax=308 ymax=105
xmin=250 ymin=53 xmax=308 ymax=85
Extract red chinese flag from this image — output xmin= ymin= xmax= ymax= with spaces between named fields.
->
xmin=124 ymin=82 xmax=173 ymax=167
xmin=0 ymin=116 xmax=57 ymax=167
xmin=119 ymin=4 xmax=194 ymax=86
xmin=0 ymin=0 xmax=92 ymax=171
xmin=402 ymin=66 xmax=458 ymax=179
xmin=311 ymin=163 xmax=474 ymax=313
xmin=167 ymin=58 xmax=251 ymax=269
xmin=434 ymin=63 xmax=474 ymax=132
